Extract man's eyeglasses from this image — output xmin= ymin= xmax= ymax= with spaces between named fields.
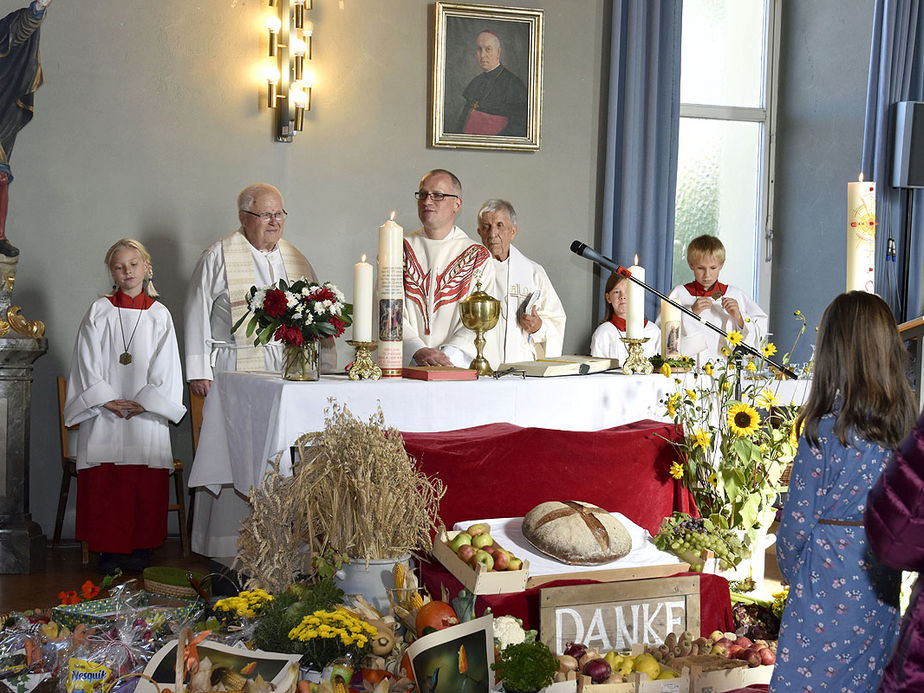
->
xmin=242 ymin=209 xmax=288 ymax=222
xmin=415 ymin=191 xmax=460 ymax=202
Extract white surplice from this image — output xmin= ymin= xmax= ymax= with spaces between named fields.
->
xmin=484 ymin=245 xmax=566 ymax=365
xmin=402 ymin=226 xmax=495 ymax=367
xmin=65 ymin=299 xmax=186 ymax=471
xmin=590 ymin=320 xmax=661 ymax=362
xmin=666 ymin=283 xmax=768 ymax=361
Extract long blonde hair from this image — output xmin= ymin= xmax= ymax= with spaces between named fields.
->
xmin=797 ymin=291 xmax=915 ymax=449
xmin=104 ymin=238 xmax=159 ymax=298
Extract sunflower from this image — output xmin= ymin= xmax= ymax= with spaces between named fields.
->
xmin=665 ymin=392 xmax=681 ymax=418
xmin=756 ymin=388 xmax=780 ymax=410
xmin=693 ymin=428 xmax=711 ymax=450
xmin=721 ymin=346 xmax=731 ymax=357
xmin=762 ymin=342 xmax=777 ymax=358
xmin=660 ymin=362 xmax=672 ymax=378
xmin=669 ymin=461 xmax=684 ymax=479
xmin=726 ymin=330 xmax=744 ymax=346
xmin=703 ymin=362 xmax=714 ymax=376
xmin=685 ymin=389 xmax=697 ymax=401
xmin=727 ymin=403 xmax=760 ymax=437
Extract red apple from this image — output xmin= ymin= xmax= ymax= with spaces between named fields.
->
xmin=727 ymin=645 xmax=743 ymax=656
xmin=735 ymin=636 xmax=754 ymax=649
xmin=472 ymin=549 xmax=494 ymax=571
xmin=472 ymin=533 xmax=494 ymax=549
xmin=467 ymin=523 xmax=490 ymax=537
xmin=758 ymin=648 xmax=775 ymax=666
xmin=457 ymin=545 xmax=476 ymax=563
xmin=743 ymin=650 xmax=761 ymax=667
xmin=493 ymin=549 xmax=510 ymax=571
xmin=716 ymin=638 xmax=734 ymax=649
xmin=481 ymin=545 xmax=498 ymax=557
xmin=507 ymin=556 xmax=523 ymax=571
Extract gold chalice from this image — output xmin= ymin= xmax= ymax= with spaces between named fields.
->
xmin=459 ymin=281 xmax=500 ymax=376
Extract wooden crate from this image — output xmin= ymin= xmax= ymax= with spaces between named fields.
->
xmin=633 ymin=665 xmax=691 ymax=693
xmin=431 ymin=529 xmax=530 ymax=594
xmin=540 ymin=577 xmax=701 ymax=655
xmin=576 ymin=674 xmax=635 ymax=692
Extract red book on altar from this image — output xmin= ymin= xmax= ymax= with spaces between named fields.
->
xmin=402 ymin=366 xmax=479 ymax=381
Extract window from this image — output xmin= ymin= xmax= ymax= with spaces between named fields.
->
xmin=673 ymin=0 xmax=780 ymax=307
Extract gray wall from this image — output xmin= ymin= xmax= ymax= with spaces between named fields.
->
xmin=771 ymin=0 xmax=874 ymax=362
xmin=9 ymin=0 xmax=608 ymax=536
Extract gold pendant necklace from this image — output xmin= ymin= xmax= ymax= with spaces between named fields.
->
xmin=117 ymin=301 xmax=144 ymax=366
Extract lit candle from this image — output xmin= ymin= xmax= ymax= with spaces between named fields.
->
xmin=846 ymin=174 xmax=876 ymax=293
xmin=660 ymin=299 xmax=681 ymax=358
xmin=353 ymin=254 xmax=373 ymax=342
xmin=377 ymin=212 xmax=405 ymax=377
xmin=625 ymin=255 xmax=645 ymax=339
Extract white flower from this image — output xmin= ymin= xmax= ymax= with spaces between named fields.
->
xmin=250 ymin=289 xmax=267 ymax=309
xmin=493 ymin=615 xmax=526 ymax=650
xmin=301 ymin=286 xmax=312 ymax=297
xmin=303 ymin=313 xmax=314 ymax=325
xmin=293 ymin=307 xmax=304 ymax=319
xmin=285 ymin=291 xmax=298 ymax=308
xmin=313 ymin=303 xmax=326 ymax=315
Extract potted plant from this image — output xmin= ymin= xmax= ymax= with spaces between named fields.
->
xmin=493 ymin=640 xmax=558 ymax=693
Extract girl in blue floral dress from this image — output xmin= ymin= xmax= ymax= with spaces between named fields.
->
xmin=771 ymin=292 xmax=916 ymax=692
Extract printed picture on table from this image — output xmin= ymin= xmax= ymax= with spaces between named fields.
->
xmin=431 ymin=2 xmax=544 ymax=151
xmin=406 ymin=615 xmax=494 ymax=693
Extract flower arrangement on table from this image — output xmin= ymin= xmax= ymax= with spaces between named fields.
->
xmin=231 ymin=277 xmax=353 ymax=380
xmin=660 ymin=316 xmax=807 ymax=557
xmin=287 ymin=609 xmax=378 ymax=672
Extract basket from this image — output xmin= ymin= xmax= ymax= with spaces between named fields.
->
xmin=142 ymin=567 xmax=209 ymax=600
xmin=143 ymin=579 xmax=198 ymax=600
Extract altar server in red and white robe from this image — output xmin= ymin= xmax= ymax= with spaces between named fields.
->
xmin=666 ymin=234 xmax=767 ymax=361
xmin=403 ymin=169 xmax=495 ymax=367
xmin=591 ymin=272 xmax=660 ymax=362
xmin=477 ymin=198 xmax=566 ymax=365
xmin=65 ymin=239 xmax=186 ymax=575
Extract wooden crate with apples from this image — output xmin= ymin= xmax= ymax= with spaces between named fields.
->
xmin=632 ymin=665 xmax=691 ymax=693
xmin=432 ymin=529 xmax=530 ymax=594
xmin=676 ymin=657 xmax=772 ymax=693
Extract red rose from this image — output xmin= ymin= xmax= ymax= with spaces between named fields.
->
xmin=330 ymin=315 xmax=346 ymax=337
xmin=315 ymin=288 xmax=336 ymax=302
xmin=274 ymin=325 xmax=304 ymax=346
xmin=263 ymin=289 xmax=288 ymax=317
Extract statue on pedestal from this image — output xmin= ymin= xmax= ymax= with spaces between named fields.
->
xmin=0 ymin=0 xmax=53 ymax=259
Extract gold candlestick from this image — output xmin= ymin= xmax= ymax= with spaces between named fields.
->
xmin=459 ymin=281 xmax=500 ymax=376
xmin=620 ymin=337 xmax=653 ymax=375
xmin=347 ymin=340 xmax=382 ymax=380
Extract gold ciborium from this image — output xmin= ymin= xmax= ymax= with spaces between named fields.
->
xmin=458 ymin=281 xmax=500 ymax=376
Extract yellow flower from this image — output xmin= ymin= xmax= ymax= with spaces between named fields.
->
xmin=721 ymin=346 xmax=731 ymax=357
xmin=756 ymin=389 xmax=780 ymax=410
xmin=727 ymin=402 xmax=760 ymax=437
xmin=660 ymin=362 xmax=672 ymax=378
xmin=685 ymin=389 xmax=697 ymax=401
xmin=669 ymin=461 xmax=684 ymax=479
xmin=703 ymin=363 xmax=714 ymax=376
xmin=762 ymin=343 xmax=777 ymax=357
xmin=722 ymin=381 xmax=733 ymax=392
xmin=746 ymin=360 xmax=757 ymax=372
xmin=790 ymin=419 xmax=802 ymax=448
xmin=726 ymin=330 xmax=744 ymax=346
xmin=707 ymin=471 xmax=717 ymax=487
xmin=692 ymin=428 xmax=711 ymax=450
xmin=794 ymin=310 xmax=802 ymax=317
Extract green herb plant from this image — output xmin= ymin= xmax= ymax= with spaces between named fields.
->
xmin=492 ymin=640 xmax=558 ymax=692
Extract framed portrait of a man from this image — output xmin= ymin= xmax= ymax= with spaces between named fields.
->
xmin=431 ymin=2 xmax=544 ymax=151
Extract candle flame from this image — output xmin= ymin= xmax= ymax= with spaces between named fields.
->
xmin=634 ymin=253 xmax=639 ymax=265
xmin=361 ymin=254 xmax=367 ymax=263
xmin=858 ymin=173 xmax=864 ymax=183
xmin=389 ymin=210 xmax=396 ymax=221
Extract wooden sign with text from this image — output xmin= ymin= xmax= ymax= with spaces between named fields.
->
xmin=539 ymin=577 xmax=701 ymax=655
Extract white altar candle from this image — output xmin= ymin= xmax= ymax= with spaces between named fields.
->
xmin=847 ymin=174 xmax=876 ymax=293
xmin=353 ymin=254 xmax=373 ymax=342
xmin=660 ymin=299 xmax=681 ymax=358
xmin=377 ymin=211 xmax=405 ymax=377
xmin=626 ymin=256 xmax=645 ymax=339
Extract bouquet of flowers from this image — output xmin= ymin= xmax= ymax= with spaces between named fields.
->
xmin=232 ymin=277 xmax=353 ymax=347
xmin=662 ymin=318 xmax=806 ymax=548
xmin=287 ymin=609 xmax=377 ymax=671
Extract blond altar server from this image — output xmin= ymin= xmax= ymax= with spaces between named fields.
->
xmin=403 ymin=169 xmax=495 ymax=367
xmin=476 ymin=199 xmax=566 ymax=364
xmin=184 ymin=183 xmax=334 ymax=558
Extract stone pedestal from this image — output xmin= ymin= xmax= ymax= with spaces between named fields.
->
xmin=0 ymin=335 xmax=47 ymax=573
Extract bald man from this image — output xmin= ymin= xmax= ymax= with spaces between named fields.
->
xmin=455 ymin=30 xmax=528 ymax=137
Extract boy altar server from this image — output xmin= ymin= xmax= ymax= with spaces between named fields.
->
xmin=667 ymin=235 xmax=767 ymax=361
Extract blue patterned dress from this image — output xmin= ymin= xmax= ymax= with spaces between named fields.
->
xmin=771 ymin=413 xmax=901 ymax=692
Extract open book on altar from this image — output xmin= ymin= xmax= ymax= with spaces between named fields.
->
xmin=499 ymin=354 xmax=619 ymax=377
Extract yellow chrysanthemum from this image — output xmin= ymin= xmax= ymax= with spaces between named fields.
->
xmin=693 ymin=428 xmax=711 ymax=450
xmin=669 ymin=461 xmax=684 ymax=479
xmin=660 ymin=363 xmax=672 ymax=378
xmin=727 ymin=402 xmax=760 ymax=437
xmin=746 ymin=360 xmax=757 ymax=372
xmin=756 ymin=389 xmax=780 ymax=410
xmin=703 ymin=363 xmax=714 ymax=376
xmin=726 ymin=330 xmax=744 ymax=346
xmin=762 ymin=343 xmax=777 ymax=358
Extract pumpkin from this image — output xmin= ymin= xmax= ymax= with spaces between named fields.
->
xmin=415 ymin=600 xmax=459 ymax=634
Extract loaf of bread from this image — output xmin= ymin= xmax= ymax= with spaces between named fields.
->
xmin=522 ymin=500 xmax=632 ymax=565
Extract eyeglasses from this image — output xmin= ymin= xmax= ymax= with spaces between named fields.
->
xmin=414 ymin=191 xmax=460 ymax=202
xmin=242 ymin=209 xmax=288 ymax=222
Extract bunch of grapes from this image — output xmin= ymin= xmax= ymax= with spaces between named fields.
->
xmin=654 ymin=512 xmax=748 ymax=571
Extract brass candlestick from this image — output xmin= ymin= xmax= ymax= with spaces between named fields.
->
xmin=458 ymin=281 xmax=500 ymax=376
xmin=347 ymin=340 xmax=382 ymax=380
xmin=620 ymin=337 xmax=653 ymax=375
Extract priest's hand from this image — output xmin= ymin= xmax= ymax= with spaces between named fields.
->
xmin=691 ymin=297 xmax=712 ymax=316
xmin=721 ymin=297 xmax=745 ymax=328
xmin=190 ymin=379 xmax=211 ymax=397
xmin=103 ymin=400 xmax=146 ymax=419
xmin=414 ymin=347 xmax=453 ymax=367
xmin=518 ymin=307 xmax=542 ymax=334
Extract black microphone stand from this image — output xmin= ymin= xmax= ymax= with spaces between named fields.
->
xmin=570 ymin=241 xmax=798 ymax=380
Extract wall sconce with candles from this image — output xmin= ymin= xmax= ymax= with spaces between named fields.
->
xmin=264 ymin=0 xmax=313 ymax=142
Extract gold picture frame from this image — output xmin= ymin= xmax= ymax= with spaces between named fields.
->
xmin=431 ymin=2 xmax=544 ymax=151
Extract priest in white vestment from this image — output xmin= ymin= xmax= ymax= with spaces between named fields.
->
xmin=403 ymin=169 xmax=495 ymax=367
xmin=184 ymin=183 xmax=334 ymax=557
xmin=476 ymin=199 xmax=566 ymax=365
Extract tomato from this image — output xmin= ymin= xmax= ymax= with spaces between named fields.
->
xmin=415 ymin=600 xmax=459 ymax=634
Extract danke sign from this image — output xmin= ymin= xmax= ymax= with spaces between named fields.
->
xmin=539 ymin=577 xmax=701 ymax=655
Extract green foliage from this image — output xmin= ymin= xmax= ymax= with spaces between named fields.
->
xmin=492 ymin=640 xmax=558 ymax=692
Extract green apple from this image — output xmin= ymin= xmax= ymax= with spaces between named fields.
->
xmin=472 ymin=532 xmax=494 ymax=548
xmin=449 ymin=532 xmax=472 ymax=552
xmin=466 ymin=523 xmax=491 ymax=537
xmin=507 ymin=556 xmax=523 ymax=571
xmin=472 ymin=549 xmax=494 ymax=572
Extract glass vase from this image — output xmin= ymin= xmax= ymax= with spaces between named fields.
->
xmin=282 ymin=341 xmax=320 ymax=381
